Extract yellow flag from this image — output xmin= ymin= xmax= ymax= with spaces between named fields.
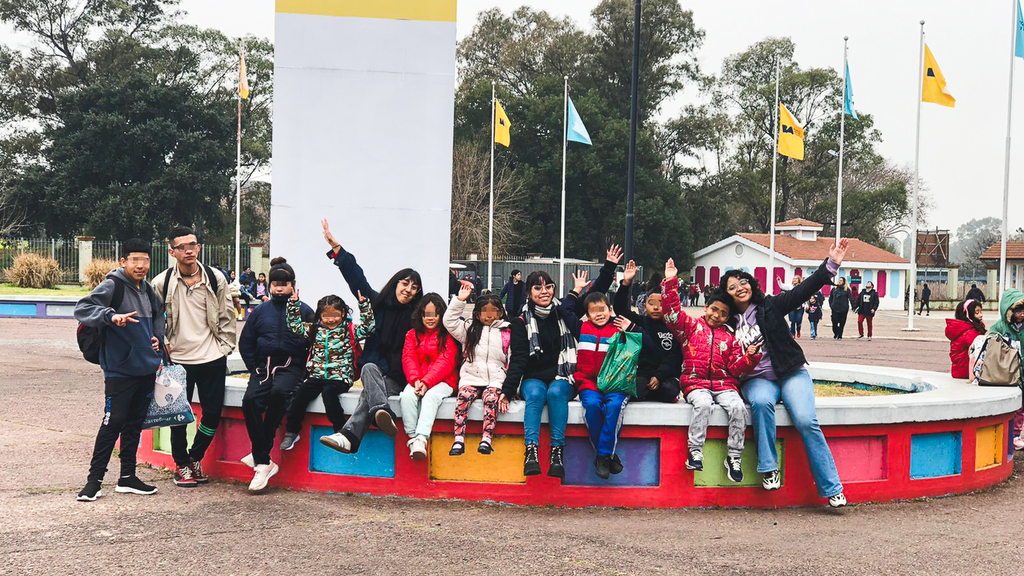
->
xmin=494 ymin=99 xmax=510 ymax=147
xmin=922 ymin=44 xmax=954 ymax=107
xmin=778 ymin=102 xmax=804 ymax=161
xmin=239 ymin=51 xmax=250 ymax=100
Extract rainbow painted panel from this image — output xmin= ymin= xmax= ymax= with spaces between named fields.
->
xmin=153 ymin=422 xmax=196 ymax=454
xmin=910 ymin=431 xmax=962 ymax=479
xmin=429 ymin=433 xmax=526 ymax=484
xmin=975 ymin=424 xmax=1003 ymax=470
xmin=561 ymin=437 xmax=660 ymax=487
xmin=309 ymin=426 xmax=394 ymax=478
xmin=830 ymin=436 xmax=887 ymax=482
xmin=694 ymin=439 xmax=783 ymax=487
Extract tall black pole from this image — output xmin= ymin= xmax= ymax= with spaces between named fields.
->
xmin=625 ymin=0 xmax=641 ymax=262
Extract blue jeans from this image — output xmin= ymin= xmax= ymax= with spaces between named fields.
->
xmin=579 ymin=389 xmax=630 ymax=456
xmin=809 ymin=321 xmax=818 ymax=339
xmin=742 ymin=369 xmax=843 ymax=498
xmin=521 ymin=378 xmax=573 ymax=447
xmin=788 ymin=308 xmax=804 ymax=336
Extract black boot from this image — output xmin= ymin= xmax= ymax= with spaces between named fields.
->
xmin=523 ymin=444 xmax=541 ymax=476
xmin=594 ymin=455 xmax=611 ymax=480
xmin=547 ymin=445 xmax=565 ymax=479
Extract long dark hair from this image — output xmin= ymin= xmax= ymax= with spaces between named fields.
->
xmin=718 ymin=269 xmax=766 ymax=313
xmin=955 ymin=298 xmax=986 ymax=334
xmin=374 ymin=268 xmax=423 ymax=311
xmin=524 ymin=270 xmax=556 ymax=309
xmin=307 ymin=294 xmax=352 ymax=347
xmin=464 ymin=294 xmax=505 ymax=363
xmin=411 ymin=292 xmax=451 ymax=354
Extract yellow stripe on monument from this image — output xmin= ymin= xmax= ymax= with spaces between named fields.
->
xmin=277 ymin=0 xmax=457 ymax=22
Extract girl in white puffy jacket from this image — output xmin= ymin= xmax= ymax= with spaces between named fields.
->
xmin=443 ymin=282 xmax=512 ymax=455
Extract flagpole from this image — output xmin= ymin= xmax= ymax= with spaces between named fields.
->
xmin=769 ymin=55 xmax=780 ymax=292
xmin=907 ymin=21 xmax=925 ymax=331
xmin=836 ymin=37 xmax=848 ymax=245
xmin=489 ymin=81 xmax=496 ymax=292
xmin=234 ymin=44 xmax=243 ymax=278
xmin=1000 ymin=0 xmax=1017 ymax=298
xmin=560 ymin=76 xmax=569 ymax=290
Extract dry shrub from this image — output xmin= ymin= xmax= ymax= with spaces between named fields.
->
xmin=84 ymin=259 xmax=119 ymax=289
xmin=4 ymin=253 xmax=62 ymax=289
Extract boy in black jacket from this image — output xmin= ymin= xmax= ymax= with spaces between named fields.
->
xmin=74 ymin=239 xmax=164 ymax=502
xmin=614 ymin=260 xmax=682 ymax=402
xmin=856 ymin=281 xmax=880 ymax=340
xmin=237 ymin=257 xmax=314 ymax=492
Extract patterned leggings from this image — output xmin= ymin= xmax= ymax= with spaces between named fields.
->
xmin=453 ymin=386 xmax=501 ymax=443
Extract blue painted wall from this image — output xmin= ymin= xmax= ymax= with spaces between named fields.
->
xmin=910 ymin=431 xmax=962 ymax=479
xmin=309 ymin=426 xmax=395 ymax=478
xmin=561 ymin=437 xmax=660 ymax=487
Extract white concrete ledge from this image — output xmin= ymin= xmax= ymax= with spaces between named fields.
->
xmin=215 ymin=361 xmax=1021 ymax=427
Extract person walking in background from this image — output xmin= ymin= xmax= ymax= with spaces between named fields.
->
xmin=966 ymin=283 xmax=986 ymax=303
xmin=828 ymin=277 xmax=852 ymax=340
xmin=500 ymin=269 xmax=526 ymax=317
xmin=918 ymin=284 xmax=931 ymax=316
xmin=786 ymin=276 xmax=805 ymax=338
xmin=856 ymin=281 xmax=879 ymax=341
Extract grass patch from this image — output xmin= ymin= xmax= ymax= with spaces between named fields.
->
xmin=0 ymin=283 xmax=90 ymax=296
xmin=814 ymin=381 xmax=904 ymax=397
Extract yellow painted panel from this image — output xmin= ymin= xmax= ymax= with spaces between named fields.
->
xmin=975 ymin=424 xmax=1002 ymax=470
xmin=276 ymin=0 xmax=457 ymax=22
xmin=429 ymin=433 xmax=526 ymax=484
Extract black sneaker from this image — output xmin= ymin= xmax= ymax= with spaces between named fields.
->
xmin=547 ymin=445 xmax=565 ymax=479
xmin=686 ymin=449 xmax=704 ymax=471
xmin=477 ymin=441 xmax=493 ymax=455
xmin=76 ymin=480 xmax=102 ymax=502
xmin=115 ymin=475 xmax=158 ymax=495
xmin=523 ymin=444 xmax=541 ymax=476
xmin=449 ymin=441 xmax=465 ymax=456
xmin=594 ymin=455 xmax=611 ymax=480
xmin=280 ymin=432 xmax=300 ymax=451
xmin=609 ymin=454 xmax=624 ymax=475
xmin=725 ymin=455 xmax=744 ymax=483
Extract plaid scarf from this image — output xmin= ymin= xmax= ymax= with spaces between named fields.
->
xmin=522 ymin=298 xmax=577 ymax=383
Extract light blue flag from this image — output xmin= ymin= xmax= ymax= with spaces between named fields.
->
xmin=566 ymin=95 xmax=592 ymax=145
xmin=844 ymin=63 xmax=859 ymax=120
xmin=1016 ymin=0 xmax=1024 ymax=58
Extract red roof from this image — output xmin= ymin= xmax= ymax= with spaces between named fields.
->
xmin=776 ymin=218 xmax=824 ymax=228
xmin=980 ymin=241 xmax=1024 ymax=261
xmin=737 ymin=233 xmax=909 ymax=264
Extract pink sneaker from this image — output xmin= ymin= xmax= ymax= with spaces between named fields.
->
xmin=1014 ymin=436 xmax=1024 ymax=451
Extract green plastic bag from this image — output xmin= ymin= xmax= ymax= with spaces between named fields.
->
xmin=597 ymin=331 xmax=642 ymax=396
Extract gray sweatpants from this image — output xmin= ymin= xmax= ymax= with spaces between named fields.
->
xmin=340 ymin=363 xmax=404 ymax=452
xmin=686 ymin=388 xmax=746 ymax=458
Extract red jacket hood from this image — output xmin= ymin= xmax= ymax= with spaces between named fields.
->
xmin=945 ymin=318 xmax=975 ymax=342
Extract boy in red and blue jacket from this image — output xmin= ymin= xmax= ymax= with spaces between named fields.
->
xmin=574 ymin=291 xmax=648 ymax=480
xmin=662 ymin=259 xmax=762 ymax=482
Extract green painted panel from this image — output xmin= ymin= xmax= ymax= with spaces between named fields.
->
xmin=694 ymin=439 xmax=784 ymax=487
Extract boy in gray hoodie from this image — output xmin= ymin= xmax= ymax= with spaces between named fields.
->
xmin=74 ymin=239 xmax=165 ymax=501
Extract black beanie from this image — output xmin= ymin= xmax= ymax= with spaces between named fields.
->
xmin=268 ymin=257 xmax=295 ymax=283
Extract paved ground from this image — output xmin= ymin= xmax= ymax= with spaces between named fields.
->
xmin=2 ymin=313 xmax=1020 ymax=576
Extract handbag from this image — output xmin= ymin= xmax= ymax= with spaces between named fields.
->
xmin=144 ymin=360 xmax=195 ymax=429
xmin=977 ymin=333 xmax=1022 ymax=387
xmin=597 ymin=331 xmax=642 ymax=396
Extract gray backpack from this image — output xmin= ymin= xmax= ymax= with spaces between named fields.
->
xmin=977 ymin=333 xmax=1022 ymax=387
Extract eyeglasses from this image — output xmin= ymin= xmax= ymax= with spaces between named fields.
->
xmin=727 ymin=278 xmax=750 ymax=290
xmin=172 ymin=242 xmax=199 ymax=251
xmin=531 ymin=284 xmax=556 ymax=293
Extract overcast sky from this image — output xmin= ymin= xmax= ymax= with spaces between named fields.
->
xmin=41 ymin=1 xmax=1024 ymax=239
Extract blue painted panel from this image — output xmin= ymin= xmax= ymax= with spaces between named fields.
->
xmin=863 ymin=270 xmax=874 ymax=285
xmin=561 ymin=437 xmax=660 ymax=487
xmin=309 ymin=425 xmax=395 ymax=478
xmin=0 ymin=303 xmax=38 ymax=316
xmin=910 ymin=431 xmax=962 ymax=479
xmin=890 ymin=271 xmax=901 ymax=298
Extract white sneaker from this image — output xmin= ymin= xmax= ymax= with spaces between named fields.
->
xmin=319 ymin=432 xmax=352 ymax=454
xmin=248 ymin=462 xmax=279 ymax=492
xmin=410 ymin=436 xmax=428 ymax=460
xmin=762 ymin=469 xmax=782 ymax=491
xmin=828 ymin=493 xmax=848 ymax=508
xmin=240 ymin=453 xmax=255 ymax=468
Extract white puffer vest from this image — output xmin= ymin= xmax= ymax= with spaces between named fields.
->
xmin=443 ymin=296 xmax=511 ymax=389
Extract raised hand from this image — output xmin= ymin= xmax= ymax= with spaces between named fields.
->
xmin=457 ymin=280 xmax=474 ymax=302
xmin=290 ymin=289 xmax=300 ymax=302
xmin=321 ymin=219 xmax=339 ymax=249
xmin=829 ymin=238 xmax=850 ymax=265
xmin=612 ymin=316 xmax=632 ymax=332
xmin=572 ymin=270 xmax=590 ymax=294
xmin=605 ymin=244 xmax=624 ymax=265
xmin=112 ymin=311 xmax=139 ymax=327
xmin=623 ymin=260 xmax=637 ymax=285
xmin=664 ymin=258 xmax=677 ymax=280
xmin=357 ymin=290 xmax=367 ymax=304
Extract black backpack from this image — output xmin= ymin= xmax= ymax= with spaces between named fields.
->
xmin=77 ymin=280 xmax=126 ymax=365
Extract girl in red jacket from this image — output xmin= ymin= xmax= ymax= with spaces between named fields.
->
xmin=946 ymin=298 xmax=986 ymax=379
xmin=399 ymin=293 xmax=460 ymax=459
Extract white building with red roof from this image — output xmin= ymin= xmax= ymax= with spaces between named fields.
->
xmin=980 ymin=241 xmax=1024 ymax=294
xmin=691 ymin=219 xmax=911 ymax=310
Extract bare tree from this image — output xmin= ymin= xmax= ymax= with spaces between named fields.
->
xmin=450 ymin=142 xmax=525 ymax=257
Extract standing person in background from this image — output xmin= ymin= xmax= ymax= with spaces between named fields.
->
xmin=828 ymin=277 xmax=852 ymax=340
xmin=918 ymin=284 xmax=932 ymax=316
xmin=152 ymin=226 xmax=236 ymax=489
xmin=500 ymin=269 xmax=526 ymax=317
xmin=806 ymin=295 xmax=823 ymax=339
xmin=785 ymin=276 xmax=805 ymax=339
xmin=856 ymin=281 xmax=879 ymax=341
xmin=966 ymin=283 xmax=986 ymax=303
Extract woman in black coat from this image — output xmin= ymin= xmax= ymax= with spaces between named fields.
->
xmin=828 ymin=277 xmax=853 ymax=340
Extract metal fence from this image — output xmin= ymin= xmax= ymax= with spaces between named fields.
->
xmin=0 ymin=238 xmax=254 ymax=284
